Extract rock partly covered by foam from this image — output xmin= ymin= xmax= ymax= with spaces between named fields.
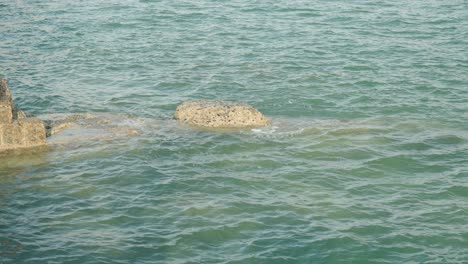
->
xmin=174 ymin=100 xmax=269 ymax=128
xmin=0 ymin=79 xmax=47 ymax=152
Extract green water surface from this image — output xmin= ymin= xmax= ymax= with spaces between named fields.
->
xmin=1 ymin=0 xmax=467 ymax=263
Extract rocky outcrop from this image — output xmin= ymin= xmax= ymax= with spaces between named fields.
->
xmin=2 ymin=79 xmax=269 ymax=154
xmin=174 ymin=100 xmax=269 ymax=128
xmin=0 ymin=79 xmax=47 ymax=152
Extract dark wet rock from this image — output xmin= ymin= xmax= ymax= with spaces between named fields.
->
xmin=174 ymin=100 xmax=269 ymax=128
xmin=0 ymin=79 xmax=47 ymax=152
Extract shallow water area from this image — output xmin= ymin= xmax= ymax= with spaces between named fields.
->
xmin=1 ymin=0 xmax=468 ymax=263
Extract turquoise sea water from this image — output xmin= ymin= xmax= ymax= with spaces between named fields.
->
xmin=1 ymin=0 xmax=468 ymax=263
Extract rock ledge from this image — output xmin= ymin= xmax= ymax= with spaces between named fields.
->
xmin=174 ymin=100 xmax=269 ymax=128
xmin=0 ymin=79 xmax=46 ymax=152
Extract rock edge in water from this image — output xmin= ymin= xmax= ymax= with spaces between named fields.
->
xmin=174 ymin=100 xmax=269 ymax=128
xmin=0 ymin=79 xmax=47 ymax=152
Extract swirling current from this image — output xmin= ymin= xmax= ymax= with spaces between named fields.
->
xmin=1 ymin=1 xmax=467 ymax=263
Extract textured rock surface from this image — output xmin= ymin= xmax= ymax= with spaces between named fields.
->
xmin=0 ymin=79 xmax=14 ymax=124
xmin=0 ymin=79 xmax=47 ymax=152
xmin=174 ymin=100 xmax=269 ymax=128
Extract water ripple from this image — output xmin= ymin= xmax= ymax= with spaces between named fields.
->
xmin=1 ymin=0 xmax=468 ymax=263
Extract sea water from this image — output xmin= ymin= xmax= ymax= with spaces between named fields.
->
xmin=0 ymin=0 xmax=467 ymax=263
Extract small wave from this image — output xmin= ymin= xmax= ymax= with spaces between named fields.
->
xmin=250 ymin=117 xmax=391 ymax=139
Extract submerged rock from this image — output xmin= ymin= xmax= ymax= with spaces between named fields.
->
xmin=44 ymin=113 xmax=98 ymax=137
xmin=41 ymin=113 xmax=140 ymax=146
xmin=0 ymin=79 xmax=47 ymax=152
xmin=174 ymin=100 xmax=269 ymax=128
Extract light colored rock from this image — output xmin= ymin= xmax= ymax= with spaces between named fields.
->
xmin=174 ymin=100 xmax=269 ymax=128
xmin=0 ymin=79 xmax=143 ymax=153
xmin=0 ymin=117 xmax=47 ymax=151
xmin=0 ymin=79 xmax=47 ymax=152
xmin=0 ymin=79 xmax=13 ymax=103
xmin=0 ymin=103 xmax=13 ymax=124
xmin=16 ymin=110 xmax=27 ymax=120
xmin=0 ymin=79 xmax=14 ymax=124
